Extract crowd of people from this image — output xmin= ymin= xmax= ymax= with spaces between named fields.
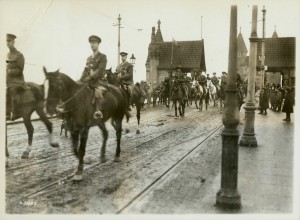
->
xmin=258 ymin=82 xmax=295 ymax=122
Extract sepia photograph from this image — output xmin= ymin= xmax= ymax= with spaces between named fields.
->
xmin=0 ymin=0 xmax=299 ymax=219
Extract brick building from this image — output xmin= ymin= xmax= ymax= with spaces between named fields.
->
xmin=256 ymin=31 xmax=296 ymax=87
xmin=145 ymin=20 xmax=206 ymax=84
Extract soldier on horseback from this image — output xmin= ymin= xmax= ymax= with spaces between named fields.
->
xmin=6 ymin=34 xmax=29 ymax=121
xmin=210 ymin=72 xmax=219 ymax=94
xmin=79 ymin=35 xmax=107 ymax=119
xmin=198 ymin=71 xmax=207 ymax=96
xmin=116 ymin=52 xmax=134 ymax=110
xmin=220 ymin=71 xmax=227 ymax=88
xmin=174 ymin=66 xmax=188 ymax=101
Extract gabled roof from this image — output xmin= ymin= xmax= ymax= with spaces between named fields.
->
xmin=257 ymin=37 xmax=295 ymax=68
xmin=157 ymin=40 xmax=206 ymax=71
xmin=237 ymin=32 xmax=248 ymax=54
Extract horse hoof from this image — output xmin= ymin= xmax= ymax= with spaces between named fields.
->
xmin=51 ymin=142 xmax=60 ymax=148
xmin=125 ymin=129 xmax=130 ymax=134
xmin=21 ymin=151 xmax=29 ymax=159
xmin=100 ymin=156 xmax=107 ymax=163
xmin=136 ymin=129 xmax=140 ymax=134
xmin=114 ymin=157 xmax=121 ymax=162
xmin=72 ymin=174 xmax=83 ymax=182
xmin=5 ymin=161 xmax=9 ymax=168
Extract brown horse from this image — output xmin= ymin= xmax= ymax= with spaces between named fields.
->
xmin=44 ymin=67 xmax=130 ymax=181
xmin=6 ymin=82 xmax=59 ymax=160
xmin=106 ymin=68 xmax=144 ymax=134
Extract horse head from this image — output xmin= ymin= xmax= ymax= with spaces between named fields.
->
xmin=43 ymin=66 xmax=77 ymax=115
xmin=106 ymin=68 xmax=119 ymax=86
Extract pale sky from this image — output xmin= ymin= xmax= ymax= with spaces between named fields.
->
xmin=0 ymin=0 xmax=299 ymax=84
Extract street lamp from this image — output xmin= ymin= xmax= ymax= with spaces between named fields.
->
xmin=130 ymin=54 xmax=136 ymax=65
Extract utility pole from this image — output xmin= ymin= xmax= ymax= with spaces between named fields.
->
xmin=261 ymin=6 xmax=266 ymax=87
xmin=216 ymin=5 xmax=241 ymax=209
xmin=113 ymin=14 xmax=122 ymax=65
xmin=201 ymin=16 xmax=203 ymax=40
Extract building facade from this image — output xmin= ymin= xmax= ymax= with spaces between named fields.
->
xmin=146 ymin=20 xmax=206 ymax=85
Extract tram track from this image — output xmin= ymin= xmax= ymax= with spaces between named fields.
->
xmin=7 ymin=108 xmax=216 ymax=172
xmin=21 ymin=124 xmax=222 ymax=202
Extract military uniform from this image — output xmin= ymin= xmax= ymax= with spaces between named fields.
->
xmin=211 ymin=75 xmax=219 ymax=87
xmin=116 ymin=61 xmax=133 ymax=85
xmin=220 ymin=72 xmax=227 ymax=88
xmin=198 ymin=73 xmax=207 ymax=95
xmin=78 ymin=35 xmax=107 ymax=118
xmin=6 ymin=34 xmax=28 ymax=120
xmin=80 ymin=51 xmax=107 ymax=87
xmin=6 ymin=47 xmax=25 ymax=88
xmin=174 ymin=66 xmax=187 ymax=100
xmin=116 ymin=52 xmax=134 ymax=106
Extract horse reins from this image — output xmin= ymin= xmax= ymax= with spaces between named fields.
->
xmin=44 ymin=79 xmax=88 ymax=113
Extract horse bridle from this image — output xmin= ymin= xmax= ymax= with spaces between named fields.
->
xmin=44 ymin=78 xmax=87 ymax=113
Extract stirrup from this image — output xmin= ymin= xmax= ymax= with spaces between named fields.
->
xmin=56 ymin=106 xmax=65 ymax=113
xmin=94 ymin=110 xmax=103 ymax=119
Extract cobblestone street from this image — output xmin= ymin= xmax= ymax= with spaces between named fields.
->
xmin=5 ymin=104 xmax=294 ymax=214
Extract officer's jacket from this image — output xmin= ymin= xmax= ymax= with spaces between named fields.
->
xmin=221 ymin=75 xmax=227 ymax=85
xmin=80 ymin=51 xmax=107 ymax=84
xmin=211 ymin=76 xmax=219 ymax=86
xmin=198 ymin=75 xmax=207 ymax=85
xmin=6 ymin=48 xmax=25 ymax=87
xmin=116 ymin=61 xmax=133 ymax=85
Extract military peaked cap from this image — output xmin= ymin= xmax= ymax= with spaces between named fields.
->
xmin=88 ymin=35 xmax=101 ymax=43
xmin=176 ymin=66 xmax=182 ymax=70
xmin=120 ymin=52 xmax=128 ymax=56
xmin=7 ymin=33 xmax=16 ymax=41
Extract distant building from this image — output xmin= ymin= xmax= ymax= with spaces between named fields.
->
xmin=239 ymin=29 xmax=296 ymax=88
xmin=256 ymin=31 xmax=296 ymax=87
xmin=145 ymin=20 xmax=206 ymax=84
xmin=237 ymin=30 xmax=249 ymax=81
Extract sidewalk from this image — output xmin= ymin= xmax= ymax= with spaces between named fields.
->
xmin=124 ymin=107 xmax=294 ymax=213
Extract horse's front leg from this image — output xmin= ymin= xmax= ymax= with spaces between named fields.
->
xmin=36 ymin=103 xmax=59 ymax=148
xmin=136 ymin=103 xmax=141 ymax=134
xmin=114 ymin=119 xmax=122 ymax=162
xmin=98 ymin=122 xmax=108 ymax=163
xmin=71 ymin=129 xmax=79 ymax=157
xmin=174 ymin=101 xmax=178 ymax=118
xmin=21 ymin=114 xmax=34 ymax=159
xmin=73 ymin=128 xmax=89 ymax=182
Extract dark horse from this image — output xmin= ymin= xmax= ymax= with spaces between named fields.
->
xmin=6 ymin=82 xmax=59 ymax=160
xmin=43 ymin=67 xmax=130 ymax=181
xmin=171 ymin=79 xmax=186 ymax=118
xmin=106 ymin=68 xmax=144 ymax=134
xmin=219 ymin=84 xmax=245 ymax=112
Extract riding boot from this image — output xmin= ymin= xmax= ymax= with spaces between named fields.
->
xmin=94 ymin=98 xmax=104 ymax=119
xmin=125 ymin=86 xmax=132 ymax=111
xmin=10 ymin=95 xmax=21 ymax=121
